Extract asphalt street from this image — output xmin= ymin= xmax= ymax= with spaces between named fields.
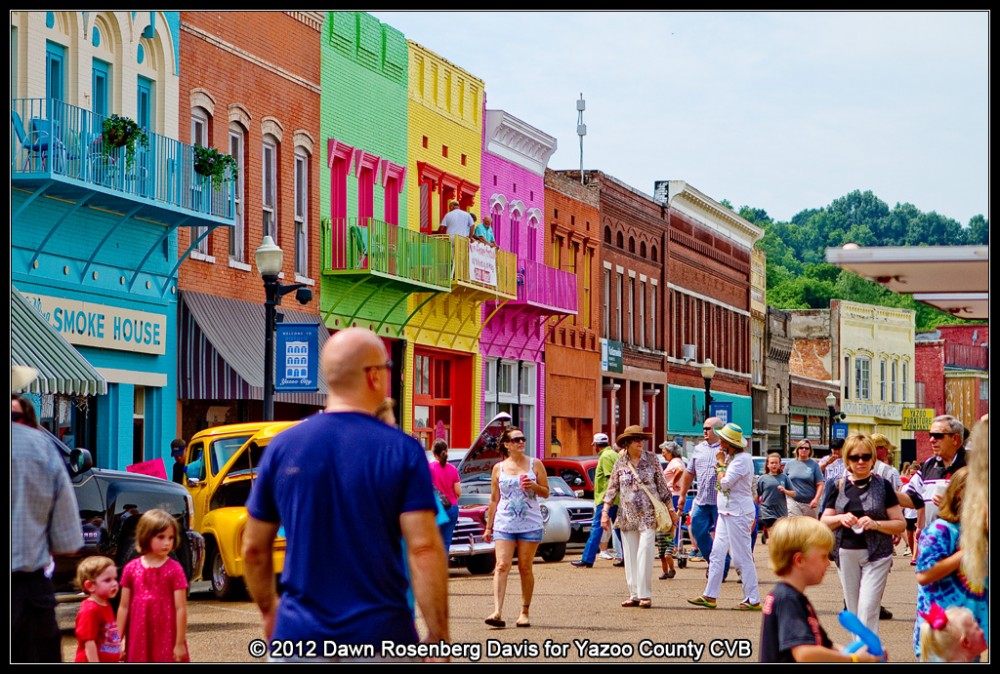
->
xmin=56 ymin=544 xmax=975 ymax=663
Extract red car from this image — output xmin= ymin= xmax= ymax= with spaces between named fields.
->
xmin=540 ymin=456 xmax=601 ymax=500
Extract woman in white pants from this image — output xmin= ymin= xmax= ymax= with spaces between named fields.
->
xmin=820 ymin=434 xmax=906 ymax=635
xmin=687 ymin=423 xmax=761 ymax=610
xmin=601 ymin=425 xmax=675 ymax=609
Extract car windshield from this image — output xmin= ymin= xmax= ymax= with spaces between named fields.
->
xmin=211 ymin=435 xmax=254 ymax=475
xmin=546 ymin=476 xmax=577 ymax=498
xmin=222 ymin=441 xmax=269 ymax=480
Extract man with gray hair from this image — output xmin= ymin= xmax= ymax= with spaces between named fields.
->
xmin=898 ymin=414 xmax=967 ymax=526
xmin=679 ymin=417 xmax=731 ymax=581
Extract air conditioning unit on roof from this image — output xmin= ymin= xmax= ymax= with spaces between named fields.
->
xmin=682 ymin=344 xmax=697 ymax=362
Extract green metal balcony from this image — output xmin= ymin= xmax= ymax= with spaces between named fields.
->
xmin=11 ymin=97 xmax=235 ymax=230
xmin=321 ymin=216 xmax=452 ymax=293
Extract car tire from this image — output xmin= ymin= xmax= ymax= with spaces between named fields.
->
xmin=208 ymin=544 xmax=245 ymax=601
xmin=465 ymin=553 xmax=496 ymax=575
xmin=538 ymin=542 xmax=566 ymax=562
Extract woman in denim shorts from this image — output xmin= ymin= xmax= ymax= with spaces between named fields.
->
xmin=483 ymin=427 xmax=550 ymax=628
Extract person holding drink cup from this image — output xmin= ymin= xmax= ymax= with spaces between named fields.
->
xmin=483 ymin=427 xmax=550 ymax=628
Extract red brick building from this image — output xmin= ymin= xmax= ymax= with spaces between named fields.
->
xmin=176 ymin=12 xmax=324 ymax=436
xmin=543 ymin=170 xmax=602 ymax=457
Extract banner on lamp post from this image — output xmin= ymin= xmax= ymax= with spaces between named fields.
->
xmin=275 ymin=322 xmax=320 ymax=392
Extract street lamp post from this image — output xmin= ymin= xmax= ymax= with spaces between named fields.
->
xmin=701 ymin=358 xmax=716 ymax=421
xmin=255 ymin=236 xmax=312 ymax=421
xmin=826 ymin=391 xmax=841 ymax=446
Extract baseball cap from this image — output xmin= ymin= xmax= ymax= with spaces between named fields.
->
xmin=170 ymin=438 xmax=187 ymax=457
xmin=592 ymin=433 xmax=610 ymax=445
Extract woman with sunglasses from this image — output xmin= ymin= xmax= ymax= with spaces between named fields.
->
xmin=483 ymin=426 xmax=549 ymax=628
xmin=820 ymin=433 xmax=905 ymax=636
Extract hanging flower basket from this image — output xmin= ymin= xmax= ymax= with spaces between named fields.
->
xmin=102 ymin=114 xmax=148 ymax=171
xmin=193 ymin=145 xmax=239 ymax=190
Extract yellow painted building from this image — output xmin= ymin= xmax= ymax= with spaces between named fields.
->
xmin=831 ymin=299 xmax=916 ymax=449
xmin=403 ymin=42 xmax=513 ymax=450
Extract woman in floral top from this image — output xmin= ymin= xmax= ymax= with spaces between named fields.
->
xmin=601 ymin=425 xmax=675 ymax=609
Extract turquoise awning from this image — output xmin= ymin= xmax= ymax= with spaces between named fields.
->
xmin=11 ymin=286 xmax=107 ymax=396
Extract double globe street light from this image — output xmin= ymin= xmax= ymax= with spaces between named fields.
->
xmin=254 ymin=236 xmax=312 ymax=421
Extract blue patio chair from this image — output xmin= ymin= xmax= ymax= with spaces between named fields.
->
xmin=11 ymin=110 xmax=51 ymax=171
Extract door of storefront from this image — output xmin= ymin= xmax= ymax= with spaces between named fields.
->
xmin=412 ymin=347 xmax=473 ymax=451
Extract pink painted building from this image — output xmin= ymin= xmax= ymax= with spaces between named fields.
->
xmin=479 ymin=108 xmax=576 ymax=457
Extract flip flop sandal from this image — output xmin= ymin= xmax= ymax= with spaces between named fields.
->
xmin=733 ymin=601 xmax=762 ymax=611
xmin=638 ymin=599 xmax=652 ymax=609
xmin=621 ymin=598 xmax=640 ymax=607
xmin=484 ymin=614 xmax=506 ymax=627
xmin=686 ymin=595 xmax=717 ymax=609
xmin=516 ymin=616 xmax=531 ymax=627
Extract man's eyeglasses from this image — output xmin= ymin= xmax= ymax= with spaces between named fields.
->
xmin=928 ymin=432 xmax=955 ymax=440
xmin=702 ymin=426 xmax=714 ymax=432
xmin=363 ymin=360 xmax=393 ymax=373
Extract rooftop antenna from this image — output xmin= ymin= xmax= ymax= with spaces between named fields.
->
xmin=576 ymin=93 xmax=587 ymax=185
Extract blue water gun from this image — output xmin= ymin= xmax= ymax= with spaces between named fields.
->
xmin=839 ymin=610 xmax=885 ymax=661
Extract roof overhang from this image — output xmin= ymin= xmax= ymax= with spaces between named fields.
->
xmin=825 ymin=245 xmax=988 ymax=318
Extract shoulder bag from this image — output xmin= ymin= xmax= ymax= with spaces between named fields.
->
xmin=625 ymin=460 xmax=676 ymax=533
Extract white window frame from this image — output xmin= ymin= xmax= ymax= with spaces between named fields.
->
xmin=294 ymin=149 xmax=308 ymax=278
xmin=880 ymin=358 xmax=887 ymax=401
xmin=191 ymin=110 xmax=209 ymax=256
xmin=855 ymin=356 xmax=871 ymax=401
xmin=228 ymin=126 xmax=245 ymax=264
xmin=903 ymin=361 xmax=910 ymax=402
xmin=639 ymin=281 xmax=646 ymax=347
xmin=891 ymin=360 xmax=899 ymax=403
xmin=262 ymin=137 xmax=277 ymax=242
xmin=603 ymin=270 xmax=610 ymax=339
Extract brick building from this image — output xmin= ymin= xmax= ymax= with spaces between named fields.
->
xmin=544 ymin=169 xmax=602 ymax=457
xmin=656 ymin=180 xmax=762 ymax=449
xmin=765 ymin=306 xmax=793 ymax=453
xmin=176 ymin=11 xmax=324 ymax=437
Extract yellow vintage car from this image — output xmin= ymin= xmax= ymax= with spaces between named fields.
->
xmin=184 ymin=421 xmax=297 ymax=599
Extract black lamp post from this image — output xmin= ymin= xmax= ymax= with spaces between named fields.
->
xmin=826 ymin=391 xmax=838 ymax=445
xmin=255 ymin=236 xmax=312 ymax=421
xmin=701 ymin=358 xmax=716 ymax=421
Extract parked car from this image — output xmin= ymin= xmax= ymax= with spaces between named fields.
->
xmin=540 ymin=456 xmax=600 ymax=499
xmin=43 ymin=428 xmax=205 ymax=598
xmin=449 ymin=504 xmax=495 ymax=575
xmin=184 ymin=421 xmax=297 ymax=599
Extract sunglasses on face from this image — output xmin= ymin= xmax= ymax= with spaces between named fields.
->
xmin=703 ymin=427 xmax=714 ymax=432
xmin=508 ymin=437 xmax=526 ymax=443
xmin=928 ymin=432 xmax=954 ymax=440
xmin=848 ymin=453 xmax=873 ymax=462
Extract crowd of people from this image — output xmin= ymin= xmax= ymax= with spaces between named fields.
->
xmin=13 ymin=343 xmax=988 ymax=662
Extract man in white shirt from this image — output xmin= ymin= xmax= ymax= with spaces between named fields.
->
xmin=438 ymin=200 xmax=472 ymax=240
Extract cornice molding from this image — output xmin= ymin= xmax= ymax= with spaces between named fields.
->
xmin=484 ymin=109 xmax=557 ymax=177
xmin=657 ymin=180 xmax=762 ymax=247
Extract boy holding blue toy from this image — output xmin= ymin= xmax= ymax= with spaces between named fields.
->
xmin=759 ymin=516 xmax=886 ymax=662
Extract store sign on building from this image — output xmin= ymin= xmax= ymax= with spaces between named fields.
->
xmin=469 ymin=241 xmax=497 ymax=286
xmin=902 ymin=408 xmax=935 ymax=431
xmin=21 ymin=292 xmax=166 ymax=355
xmin=710 ymin=401 xmax=732 ymax=425
xmin=601 ymin=339 xmax=624 ymax=373
xmin=843 ymin=401 xmax=903 ymax=421
xmin=832 ymin=423 xmax=849 ymax=439
xmin=274 ymin=323 xmax=320 ymax=392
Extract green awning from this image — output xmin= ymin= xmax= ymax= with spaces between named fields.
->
xmin=11 ymin=286 xmax=107 ymax=396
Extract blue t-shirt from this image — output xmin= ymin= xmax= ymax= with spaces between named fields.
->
xmin=783 ymin=459 xmax=824 ymax=504
xmin=756 ymin=473 xmax=791 ymax=520
xmin=247 ymin=412 xmax=436 ymax=645
xmin=472 ymin=223 xmax=495 ymax=244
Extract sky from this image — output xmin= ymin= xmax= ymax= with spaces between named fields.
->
xmin=371 ymin=10 xmax=988 ymax=227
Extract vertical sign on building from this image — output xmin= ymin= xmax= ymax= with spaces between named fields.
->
xmin=275 ymin=323 xmax=320 ymax=392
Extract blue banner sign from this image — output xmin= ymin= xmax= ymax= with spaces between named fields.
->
xmin=832 ymin=423 xmax=849 ymax=440
xmin=275 ymin=323 xmax=320 ymax=392
xmin=710 ymin=401 xmax=733 ymax=426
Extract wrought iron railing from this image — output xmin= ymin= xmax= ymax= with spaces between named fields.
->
xmin=11 ymin=97 xmax=234 ymax=220
xmin=321 ymin=216 xmax=451 ymax=289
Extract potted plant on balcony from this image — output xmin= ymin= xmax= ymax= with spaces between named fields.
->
xmin=193 ymin=145 xmax=239 ymax=189
xmin=102 ymin=114 xmax=148 ymax=171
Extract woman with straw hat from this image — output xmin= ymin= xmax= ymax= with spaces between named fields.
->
xmin=600 ymin=425 xmax=676 ymax=609
xmin=687 ymin=422 xmax=761 ymax=611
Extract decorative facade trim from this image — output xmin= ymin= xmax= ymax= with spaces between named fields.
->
xmin=293 ymin=129 xmax=315 ymax=155
xmin=484 ymin=109 xmax=557 ymax=177
xmin=228 ymin=103 xmax=251 ymax=129
xmin=655 ymin=179 xmax=762 ymax=248
xmin=261 ymin=116 xmax=283 ymax=143
xmin=190 ymin=88 xmax=216 ymax=117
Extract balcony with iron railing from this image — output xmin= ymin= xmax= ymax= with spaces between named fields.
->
xmin=945 ymin=343 xmax=988 ymax=371
xmin=11 ymin=98 xmax=235 ymax=229
xmin=511 ymin=258 xmax=578 ymax=315
xmin=451 ymin=234 xmax=518 ymax=301
xmin=321 ymin=216 xmax=452 ymax=293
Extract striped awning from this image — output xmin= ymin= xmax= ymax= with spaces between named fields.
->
xmin=11 ymin=286 xmax=108 ymax=396
xmin=179 ymin=290 xmax=328 ymax=406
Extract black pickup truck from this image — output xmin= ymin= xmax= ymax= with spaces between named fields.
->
xmin=46 ymin=430 xmax=205 ymax=596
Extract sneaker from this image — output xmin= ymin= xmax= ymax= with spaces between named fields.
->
xmin=879 ymin=606 xmax=893 ymax=620
xmin=613 ymin=559 xmax=625 ymax=568
xmin=599 ymin=550 xmax=615 ymax=560
xmin=570 ymin=560 xmax=593 ymax=568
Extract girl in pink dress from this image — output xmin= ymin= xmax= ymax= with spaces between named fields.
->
xmin=117 ymin=509 xmax=190 ymax=662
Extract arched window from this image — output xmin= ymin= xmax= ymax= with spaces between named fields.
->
xmin=640 ymin=241 xmax=647 ymax=257
xmin=604 ymin=226 xmax=612 ymax=244
xmin=651 ymin=245 xmax=658 ymax=262
xmin=628 ymin=236 xmax=635 ymax=254
xmin=616 ymin=231 xmax=624 ymax=248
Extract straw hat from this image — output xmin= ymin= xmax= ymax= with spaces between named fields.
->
xmin=715 ymin=422 xmax=747 ymax=449
xmin=11 ymin=365 xmax=39 ymax=393
xmin=616 ymin=424 xmax=651 ymax=447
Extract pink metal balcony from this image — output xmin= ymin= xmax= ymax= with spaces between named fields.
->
xmin=514 ymin=258 xmax=578 ymax=315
